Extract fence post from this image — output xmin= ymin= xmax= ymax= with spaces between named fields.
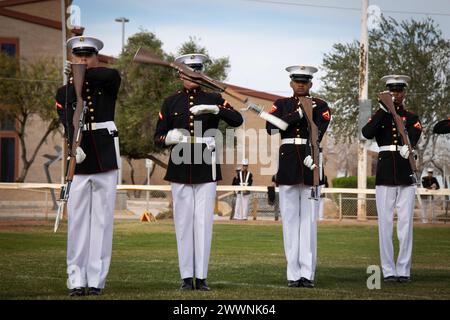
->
xmin=339 ymin=193 xmax=343 ymax=221
xmin=45 ymin=190 xmax=48 ymax=221
xmin=251 ymin=196 xmax=258 ymax=220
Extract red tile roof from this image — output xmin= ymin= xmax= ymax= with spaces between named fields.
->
xmin=98 ymin=54 xmax=117 ymax=64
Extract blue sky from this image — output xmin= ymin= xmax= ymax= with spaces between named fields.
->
xmin=72 ymin=0 xmax=450 ymax=96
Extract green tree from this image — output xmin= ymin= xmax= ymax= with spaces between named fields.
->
xmin=115 ymin=31 xmax=230 ymax=184
xmin=321 ymin=16 xmax=450 ymax=172
xmin=175 ymin=36 xmax=230 ymax=81
xmin=0 ymin=53 xmax=61 ymax=182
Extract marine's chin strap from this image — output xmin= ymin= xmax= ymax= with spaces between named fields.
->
xmin=178 ymin=73 xmax=221 ymax=92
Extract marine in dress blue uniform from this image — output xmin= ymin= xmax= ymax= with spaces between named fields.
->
xmin=154 ymin=53 xmax=243 ymax=291
xmin=362 ymin=75 xmax=422 ymax=283
xmin=55 ymin=36 xmax=121 ymax=296
xmin=266 ymin=65 xmax=331 ymax=288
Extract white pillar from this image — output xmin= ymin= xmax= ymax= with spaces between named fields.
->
xmin=357 ymin=0 xmax=369 ymax=221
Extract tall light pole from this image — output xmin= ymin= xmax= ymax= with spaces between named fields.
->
xmin=115 ymin=17 xmax=129 ymax=53
xmin=357 ymin=0 xmax=369 ymax=221
xmin=115 ymin=17 xmax=129 ymax=185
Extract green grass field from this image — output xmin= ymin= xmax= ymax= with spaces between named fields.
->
xmin=0 ymin=219 xmax=449 ymax=300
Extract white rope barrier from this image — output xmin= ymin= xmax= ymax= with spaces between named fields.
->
xmin=1 ymin=183 xmax=449 ymax=196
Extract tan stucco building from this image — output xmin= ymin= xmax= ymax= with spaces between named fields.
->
xmin=1 ymin=0 xmax=360 ymax=202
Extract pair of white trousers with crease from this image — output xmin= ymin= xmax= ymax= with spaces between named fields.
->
xmin=375 ymin=185 xmax=415 ymax=278
xmin=279 ymin=184 xmax=318 ymax=281
xmin=234 ymin=193 xmax=250 ymax=220
xmin=420 ymin=196 xmax=433 ymax=223
xmin=66 ymin=170 xmax=117 ymax=289
xmin=171 ymin=182 xmax=216 ymax=280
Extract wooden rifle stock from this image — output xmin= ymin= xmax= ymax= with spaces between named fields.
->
xmin=133 ymin=47 xmax=249 ymax=103
xmin=67 ymin=63 xmax=87 ymax=181
xmin=54 ymin=63 xmax=87 ymax=232
xmin=298 ymin=97 xmax=320 ymax=198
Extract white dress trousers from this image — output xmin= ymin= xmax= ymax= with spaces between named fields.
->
xmin=171 ymin=182 xmax=217 ymax=280
xmin=66 ymin=169 xmax=118 ymax=289
xmin=234 ymin=193 xmax=250 ymax=220
xmin=420 ymin=195 xmax=433 ymax=223
xmin=279 ymin=184 xmax=318 ymax=281
xmin=375 ymin=185 xmax=415 ymax=278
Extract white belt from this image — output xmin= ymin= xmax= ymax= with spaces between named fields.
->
xmin=379 ymin=145 xmax=400 ymax=152
xmin=180 ymin=136 xmax=217 ymax=181
xmin=282 ymin=137 xmax=324 ymax=180
xmin=82 ymin=121 xmax=117 ymax=133
xmin=281 ymin=138 xmax=307 ymax=145
xmin=82 ymin=121 xmax=121 ymax=171
xmin=180 ymin=136 xmax=215 ymax=146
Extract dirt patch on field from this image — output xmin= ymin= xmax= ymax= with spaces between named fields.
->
xmin=0 ymin=219 xmax=54 ymax=232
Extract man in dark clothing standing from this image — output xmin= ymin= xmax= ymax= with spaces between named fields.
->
xmin=362 ymin=75 xmax=422 ymax=283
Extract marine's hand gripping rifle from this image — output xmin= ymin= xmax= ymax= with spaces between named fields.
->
xmin=133 ymin=48 xmax=288 ymax=131
xmin=54 ymin=64 xmax=87 ymax=232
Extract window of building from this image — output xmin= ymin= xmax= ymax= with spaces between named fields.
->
xmin=0 ymin=38 xmax=19 ymax=57
xmin=0 ymin=38 xmax=19 ymax=182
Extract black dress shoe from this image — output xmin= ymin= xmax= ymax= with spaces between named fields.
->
xmin=287 ymin=280 xmax=300 ymax=288
xmin=398 ymin=276 xmax=411 ymax=283
xmin=180 ymin=278 xmax=194 ymax=291
xmin=87 ymin=287 xmax=102 ymax=296
xmin=383 ymin=276 xmax=398 ymax=282
xmin=69 ymin=287 xmax=85 ymax=297
xmin=195 ymin=278 xmax=211 ymax=291
xmin=299 ymin=277 xmax=315 ymax=288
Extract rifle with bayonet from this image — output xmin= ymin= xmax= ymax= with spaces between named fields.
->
xmin=298 ymin=96 xmax=320 ymax=200
xmin=378 ymin=91 xmax=423 ymax=207
xmin=54 ymin=63 xmax=87 ymax=232
xmin=133 ymin=47 xmax=288 ymax=131
xmin=378 ymin=91 xmax=419 ymax=185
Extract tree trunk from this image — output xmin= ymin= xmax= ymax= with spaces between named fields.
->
xmin=16 ymin=118 xmax=60 ymax=182
xmin=126 ymin=157 xmax=141 ymax=198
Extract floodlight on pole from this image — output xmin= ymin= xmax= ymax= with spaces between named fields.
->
xmin=115 ymin=17 xmax=129 ymax=53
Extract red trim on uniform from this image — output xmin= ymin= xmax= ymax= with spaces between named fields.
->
xmin=414 ymin=121 xmax=422 ymax=130
xmin=322 ymin=110 xmax=330 ymax=121
xmin=159 ymin=112 xmax=163 ymax=120
xmin=270 ymin=105 xmax=277 ymax=113
xmin=55 ymin=102 xmax=62 ymax=109
xmin=368 ymin=117 xmax=372 ymax=123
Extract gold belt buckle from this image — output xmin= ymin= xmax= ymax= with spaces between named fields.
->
xmin=294 ymin=138 xmax=302 ymax=144
xmin=189 ymin=136 xmax=196 ymax=144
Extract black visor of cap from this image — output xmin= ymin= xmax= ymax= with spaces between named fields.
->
xmin=290 ymin=74 xmax=312 ymax=82
xmin=72 ymin=47 xmax=98 ymax=55
xmin=386 ymin=83 xmax=407 ymax=91
xmin=186 ymin=63 xmax=203 ymax=71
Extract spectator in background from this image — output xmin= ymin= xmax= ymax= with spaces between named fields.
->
xmin=233 ymin=159 xmax=253 ymax=220
xmin=318 ymin=175 xmax=329 ymax=221
xmin=268 ymin=175 xmax=280 ymax=221
xmin=421 ymin=168 xmax=440 ymax=223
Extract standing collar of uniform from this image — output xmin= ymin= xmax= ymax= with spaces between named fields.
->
xmin=292 ymin=94 xmax=312 ymax=100
xmin=183 ymin=87 xmax=202 ymax=95
xmin=394 ymin=103 xmax=405 ymax=112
